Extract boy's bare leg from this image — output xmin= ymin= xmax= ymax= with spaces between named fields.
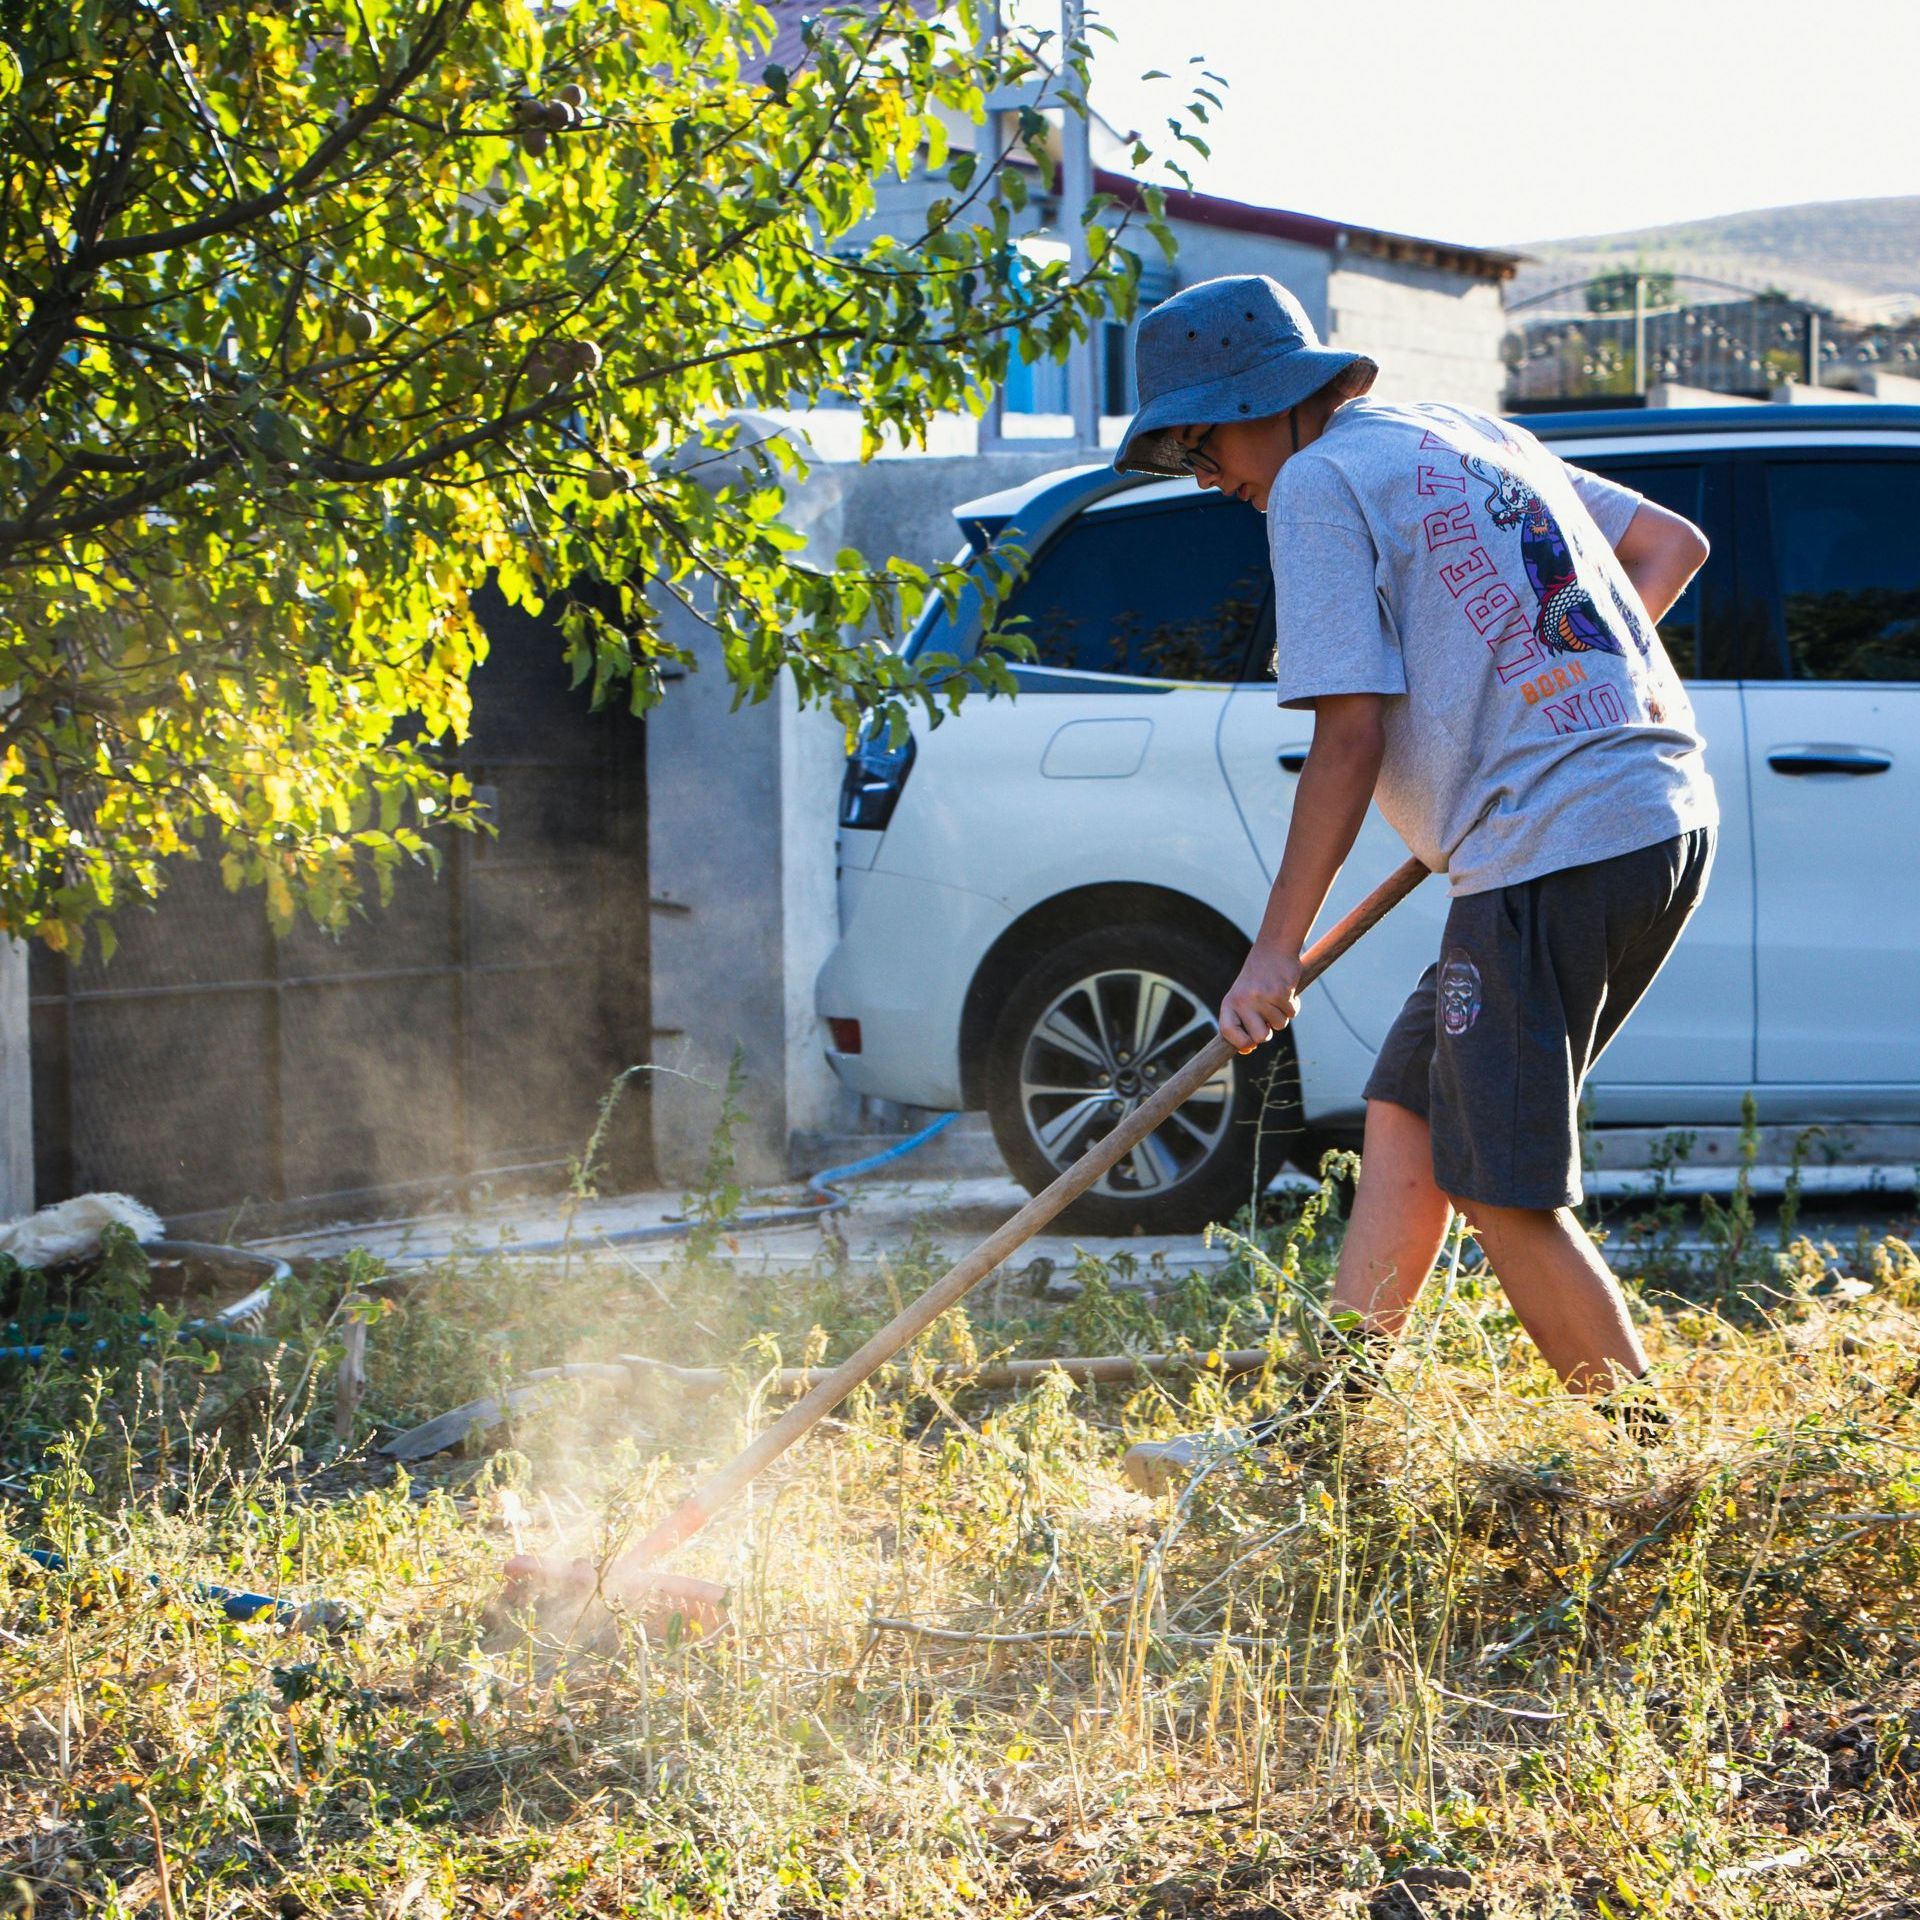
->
xmin=1328 ymin=1100 xmax=1649 ymax=1394
xmin=1120 ymin=1097 xmax=1443 ymax=1493
xmin=1328 ymin=1098 xmax=1453 ymax=1336
xmin=1454 ymin=1203 xmax=1648 ymax=1393
xmin=1127 ymin=1101 xmax=1649 ymax=1495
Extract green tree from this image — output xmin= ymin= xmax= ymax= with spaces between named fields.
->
xmin=0 ymin=0 xmax=1193 ymax=950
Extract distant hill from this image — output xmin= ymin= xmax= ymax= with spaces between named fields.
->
xmin=1510 ymin=195 xmax=1920 ymax=319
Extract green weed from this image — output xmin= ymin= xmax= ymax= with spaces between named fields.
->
xmin=3 ymin=1161 xmax=1920 ymax=1917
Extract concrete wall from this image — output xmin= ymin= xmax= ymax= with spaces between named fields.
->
xmin=0 ymin=940 xmax=28 ymax=1217
xmin=1648 ymin=382 xmax=1761 ymax=408
xmin=1771 ymin=381 xmax=1878 ymax=405
xmin=645 ymin=433 xmax=1072 ymax=1184
xmin=1326 ymin=255 xmax=1506 ymax=412
xmin=835 ymin=449 xmax=1066 ymax=580
xmin=646 ymin=576 xmax=798 ymax=1186
xmin=1859 ymin=370 xmax=1920 ymax=403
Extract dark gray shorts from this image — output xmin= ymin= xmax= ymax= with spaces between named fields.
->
xmin=1362 ymin=828 xmax=1715 ymax=1211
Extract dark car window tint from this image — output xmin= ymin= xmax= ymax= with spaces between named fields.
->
xmin=992 ymin=497 xmax=1270 ymax=682
xmin=1764 ymin=459 xmax=1920 ymax=683
xmin=1576 ymin=460 xmax=1706 ymax=678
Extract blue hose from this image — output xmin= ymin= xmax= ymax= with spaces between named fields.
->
xmin=0 ymin=1241 xmax=292 ymax=1366
xmin=25 ymin=1547 xmax=306 ymax=1625
xmin=0 ymin=1322 xmax=280 ymax=1365
xmin=806 ymin=1112 xmax=960 ymax=1194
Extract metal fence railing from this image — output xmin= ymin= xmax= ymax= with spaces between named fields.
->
xmin=1505 ymin=271 xmax=1920 ymax=408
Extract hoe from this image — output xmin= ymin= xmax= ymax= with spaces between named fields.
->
xmin=502 ymin=856 xmax=1431 ymax=1637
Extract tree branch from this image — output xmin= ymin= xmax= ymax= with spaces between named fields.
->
xmin=72 ymin=0 xmax=471 ymax=268
xmin=0 ymin=449 xmax=233 ymax=557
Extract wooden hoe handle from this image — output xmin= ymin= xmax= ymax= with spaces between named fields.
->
xmin=614 ymin=855 xmax=1432 ymax=1575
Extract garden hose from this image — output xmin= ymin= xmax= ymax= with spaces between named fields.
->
xmin=0 ymin=1241 xmax=292 ymax=1365
xmin=21 ymin=1548 xmax=347 ymax=1631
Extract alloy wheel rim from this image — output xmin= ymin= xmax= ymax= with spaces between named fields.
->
xmin=1017 ymin=968 xmax=1235 ymax=1197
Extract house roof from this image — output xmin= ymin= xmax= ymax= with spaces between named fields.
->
xmin=751 ymin=7 xmax=1520 ymax=284
xmin=1092 ymin=170 xmax=1522 ymax=283
xmin=765 ymin=1 xmax=822 ymax=70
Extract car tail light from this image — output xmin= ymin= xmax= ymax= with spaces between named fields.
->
xmin=827 ymin=1017 xmax=862 ymax=1054
xmin=838 ymin=724 xmax=916 ymax=830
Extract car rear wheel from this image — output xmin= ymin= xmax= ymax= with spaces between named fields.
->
xmin=985 ymin=923 xmax=1303 ymax=1234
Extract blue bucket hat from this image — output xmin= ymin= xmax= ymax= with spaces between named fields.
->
xmin=1113 ymin=274 xmax=1377 ymax=476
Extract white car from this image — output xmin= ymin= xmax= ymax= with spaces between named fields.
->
xmin=816 ymin=406 xmax=1920 ymax=1231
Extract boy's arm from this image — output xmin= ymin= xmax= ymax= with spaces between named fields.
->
xmin=1613 ymin=499 xmax=1709 ymax=625
xmin=1219 ymin=693 xmax=1385 ymax=1053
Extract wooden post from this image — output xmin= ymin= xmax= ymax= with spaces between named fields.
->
xmin=335 ymin=1300 xmax=370 ymax=1443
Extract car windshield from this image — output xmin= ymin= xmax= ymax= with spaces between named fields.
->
xmin=989 ymin=495 xmax=1270 ymax=683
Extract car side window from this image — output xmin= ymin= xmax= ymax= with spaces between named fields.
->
xmin=1761 ymin=457 xmax=1920 ymax=683
xmin=992 ymin=496 xmax=1271 ymax=683
xmin=1575 ymin=459 xmax=1713 ymax=679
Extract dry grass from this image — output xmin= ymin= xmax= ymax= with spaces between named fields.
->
xmin=5 ymin=1176 xmax=1920 ymax=1919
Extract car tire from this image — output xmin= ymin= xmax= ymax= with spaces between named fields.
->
xmin=984 ymin=922 xmax=1305 ymax=1235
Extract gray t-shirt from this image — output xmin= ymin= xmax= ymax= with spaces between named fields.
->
xmin=1268 ymin=398 xmax=1718 ymax=895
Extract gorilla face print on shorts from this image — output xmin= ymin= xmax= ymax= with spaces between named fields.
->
xmin=1439 ymin=948 xmax=1483 ymax=1037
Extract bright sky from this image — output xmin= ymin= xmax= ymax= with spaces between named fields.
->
xmin=1082 ymin=0 xmax=1920 ymax=247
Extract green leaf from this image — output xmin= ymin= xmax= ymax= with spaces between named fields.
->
xmin=0 ymin=0 xmax=1184 ymax=949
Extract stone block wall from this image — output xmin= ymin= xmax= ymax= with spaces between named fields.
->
xmin=1154 ymin=228 xmax=1333 ymax=332
xmin=1327 ymin=255 xmax=1507 ymax=412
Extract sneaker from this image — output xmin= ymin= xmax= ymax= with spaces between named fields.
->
xmin=1594 ymin=1379 xmax=1674 ymax=1448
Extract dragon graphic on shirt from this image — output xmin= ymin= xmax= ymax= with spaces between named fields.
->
xmin=1463 ymin=454 xmax=1648 ymax=663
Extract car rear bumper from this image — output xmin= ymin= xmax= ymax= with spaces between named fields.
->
xmin=814 ymin=867 xmax=1013 ymax=1109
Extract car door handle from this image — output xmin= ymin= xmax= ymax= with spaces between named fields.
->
xmin=1765 ymin=746 xmax=1893 ymax=777
xmin=1277 ymin=748 xmax=1309 ymax=773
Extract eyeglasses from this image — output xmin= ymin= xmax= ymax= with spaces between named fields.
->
xmin=1171 ymin=424 xmax=1221 ymax=479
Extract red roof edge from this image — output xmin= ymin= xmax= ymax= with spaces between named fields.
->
xmin=1093 ymin=169 xmax=1522 ymax=282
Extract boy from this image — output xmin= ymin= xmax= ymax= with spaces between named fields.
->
xmin=1112 ymin=275 xmax=1715 ymax=1483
